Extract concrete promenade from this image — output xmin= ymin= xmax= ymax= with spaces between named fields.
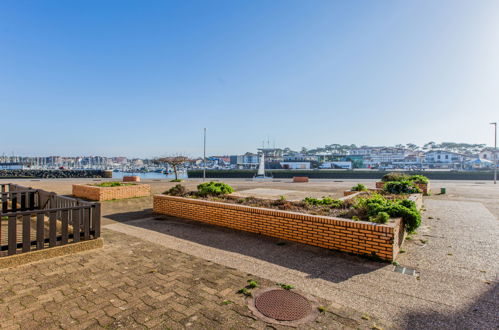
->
xmin=0 ymin=178 xmax=497 ymax=329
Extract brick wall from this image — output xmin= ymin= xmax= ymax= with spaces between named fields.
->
xmin=153 ymin=195 xmax=404 ymax=260
xmin=73 ymin=184 xmax=150 ymax=201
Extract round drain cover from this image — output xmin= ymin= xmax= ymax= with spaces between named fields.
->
xmin=254 ymin=289 xmax=312 ymax=321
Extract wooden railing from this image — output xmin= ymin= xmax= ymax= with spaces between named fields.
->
xmin=0 ymin=184 xmax=101 ymax=256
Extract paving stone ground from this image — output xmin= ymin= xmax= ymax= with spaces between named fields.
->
xmin=1 ymin=178 xmax=498 ymax=329
xmin=0 ymin=229 xmax=383 ymax=330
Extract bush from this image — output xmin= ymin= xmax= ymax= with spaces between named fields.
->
xmin=383 ymin=181 xmax=421 ymax=194
xmin=197 ymin=182 xmax=234 ymax=196
xmin=165 ymin=184 xmax=187 ymax=196
xmin=304 ymin=196 xmax=343 ymax=208
xmin=351 ymin=183 xmax=367 ymax=191
xmin=408 ymin=175 xmax=429 ymax=184
xmin=381 ymin=172 xmax=429 ymax=185
xmin=355 ymin=193 xmax=421 ymax=233
xmin=371 ymin=212 xmax=390 ymax=224
xmin=96 ymin=182 xmax=133 ymax=187
xmin=170 ymin=179 xmax=183 ymax=182
xmin=381 ymin=172 xmax=409 ymax=182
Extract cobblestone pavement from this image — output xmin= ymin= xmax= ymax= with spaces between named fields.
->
xmin=0 ymin=229 xmax=384 ymax=330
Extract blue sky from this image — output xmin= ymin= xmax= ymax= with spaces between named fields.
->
xmin=1 ymin=0 xmax=498 ymax=157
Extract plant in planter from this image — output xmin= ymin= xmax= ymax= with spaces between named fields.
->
xmin=354 ymin=193 xmax=421 ymax=233
xmin=196 ymin=182 xmax=234 ymax=196
xmin=383 ymin=181 xmax=421 ymax=194
xmin=303 ymin=196 xmax=343 ymax=208
xmin=351 ymin=183 xmax=367 ymax=191
xmin=407 ymin=175 xmax=429 ymax=184
xmin=381 ymin=172 xmax=409 ymax=182
xmin=378 ymin=173 xmax=429 ymax=194
xmin=96 ymin=182 xmax=134 ymax=187
xmin=165 ymin=184 xmax=187 ymax=196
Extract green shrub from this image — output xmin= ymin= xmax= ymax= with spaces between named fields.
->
xmin=197 ymin=182 xmax=234 ymax=196
xmin=383 ymin=181 xmax=421 ymax=194
xmin=303 ymin=196 xmax=343 ymax=208
xmin=381 ymin=172 xmax=409 ymax=182
xmin=370 ymin=212 xmax=390 ymax=224
xmin=381 ymin=172 xmax=429 ymax=185
xmin=96 ymin=182 xmax=133 ymax=187
xmin=170 ymin=179 xmax=183 ymax=182
xmin=408 ymin=175 xmax=429 ymax=184
xmin=165 ymin=184 xmax=187 ymax=196
xmin=355 ymin=193 xmax=421 ymax=233
xmin=351 ymin=183 xmax=367 ymax=191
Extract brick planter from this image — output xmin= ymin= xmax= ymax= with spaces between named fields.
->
xmin=153 ymin=195 xmax=406 ymax=260
xmin=73 ymin=184 xmax=150 ymax=201
xmin=123 ymin=176 xmax=141 ymax=182
xmin=293 ymin=176 xmax=309 ymax=182
xmin=376 ymin=181 xmax=430 ymax=195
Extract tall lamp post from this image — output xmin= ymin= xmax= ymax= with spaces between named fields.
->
xmin=203 ymin=128 xmax=206 ymax=182
xmin=491 ymin=122 xmax=497 ymax=184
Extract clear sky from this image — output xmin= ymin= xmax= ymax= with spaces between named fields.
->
xmin=1 ymin=0 xmax=498 ymax=158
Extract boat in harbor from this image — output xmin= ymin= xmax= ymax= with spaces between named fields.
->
xmin=253 ymin=153 xmax=273 ymax=180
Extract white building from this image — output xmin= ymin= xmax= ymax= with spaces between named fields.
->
xmin=424 ymin=150 xmax=470 ymax=169
xmin=479 ymin=148 xmax=499 ymax=162
xmin=280 ymin=161 xmax=311 ymax=169
xmin=318 ymin=161 xmax=352 ymax=169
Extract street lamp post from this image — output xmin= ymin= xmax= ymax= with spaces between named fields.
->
xmin=491 ymin=122 xmax=497 ymax=184
xmin=203 ymin=128 xmax=206 ymax=182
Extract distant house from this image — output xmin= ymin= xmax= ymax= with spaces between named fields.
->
xmin=280 ymin=161 xmax=311 ymax=170
xmin=466 ymin=158 xmax=494 ymax=169
xmin=318 ymin=161 xmax=352 ymax=169
xmin=283 ymin=154 xmax=318 ymax=162
xmin=230 ymin=153 xmax=259 ymax=169
xmin=424 ymin=150 xmax=470 ymax=169
xmin=353 ymin=147 xmax=408 ymax=167
xmin=479 ymin=148 xmax=499 ymax=162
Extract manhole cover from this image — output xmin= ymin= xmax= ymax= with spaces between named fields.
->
xmin=254 ymin=289 xmax=312 ymax=321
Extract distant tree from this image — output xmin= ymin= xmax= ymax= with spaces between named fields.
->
xmin=156 ymin=155 xmax=189 ymax=180
xmin=301 ymin=147 xmax=308 ymax=154
xmin=406 ymin=143 xmax=419 ymax=151
xmin=423 ymin=141 xmax=436 ymax=150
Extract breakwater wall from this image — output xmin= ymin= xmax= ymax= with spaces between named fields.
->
xmin=187 ymin=169 xmax=496 ymax=181
xmin=0 ymin=170 xmax=106 ymax=179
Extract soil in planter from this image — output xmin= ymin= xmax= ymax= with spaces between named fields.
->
xmin=163 ymin=190 xmax=409 ymax=221
xmin=94 ymin=182 xmax=136 ymax=187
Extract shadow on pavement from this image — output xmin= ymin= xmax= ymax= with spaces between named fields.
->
xmin=401 ymin=282 xmax=498 ymax=330
xmin=105 ymin=210 xmax=388 ymax=283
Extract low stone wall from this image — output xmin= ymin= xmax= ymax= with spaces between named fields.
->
xmin=0 ymin=169 xmax=105 ymax=179
xmin=153 ymin=195 xmax=404 ymax=260
xmin=73 ymin=184 xmax=150 ymax=201
xmin=375 ymin=181 xmax=430 ymax=195
xmin=0 ymin=238 xmax=103 ymax=269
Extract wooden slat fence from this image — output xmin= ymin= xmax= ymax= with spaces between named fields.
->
xmin=0 ymin=184 xmax=101 ymax=257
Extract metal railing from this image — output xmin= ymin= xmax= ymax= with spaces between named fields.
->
xmin=0 ymin=184 xmax=101 ymax=256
